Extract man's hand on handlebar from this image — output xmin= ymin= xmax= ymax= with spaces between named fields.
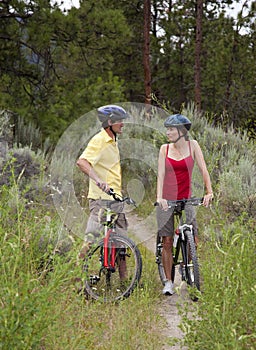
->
xmin=103 ymin=187 xmax=137 ymax=207
xmin=96 ymin=181 xmax=111 ymax=194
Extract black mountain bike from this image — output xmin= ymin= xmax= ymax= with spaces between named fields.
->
xmin=155 ymin=198 xmax=203 ymax=300
xmin=84 ymin=189 xmax=142 ymax=302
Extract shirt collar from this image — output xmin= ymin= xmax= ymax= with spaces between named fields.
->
xmin=100 ymin=128 xmax=115 ymax=143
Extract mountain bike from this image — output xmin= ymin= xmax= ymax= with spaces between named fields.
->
xmin=155 ymin=198 xmax=203 ymax=300
xmin=83 ymin=189 xmax=142 ymax=302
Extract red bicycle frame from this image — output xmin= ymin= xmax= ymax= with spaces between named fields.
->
xmin=103 ymin=228 xmax=116 ymax=271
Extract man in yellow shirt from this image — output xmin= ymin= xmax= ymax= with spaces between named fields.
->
xmin=77 ymin=105 xmax=129 ymax=256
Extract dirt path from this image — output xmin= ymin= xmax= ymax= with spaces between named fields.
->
xmin=127 ymin=212 xmax=191 ymax=350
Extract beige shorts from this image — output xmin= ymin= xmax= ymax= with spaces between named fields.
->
xmin=157 ymin=204 xmax=198 ymax=237
xmin=85 ymin=199 xmax=128 ymax=241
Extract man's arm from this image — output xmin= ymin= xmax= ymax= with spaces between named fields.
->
xmin=76 ymin=158 xmax=110 ymax=192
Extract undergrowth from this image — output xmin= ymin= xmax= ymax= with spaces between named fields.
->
xmin=0 ymin=182 xmax=165 ymax=350
xmin=180 ymin=211 xmax=256 ymax=350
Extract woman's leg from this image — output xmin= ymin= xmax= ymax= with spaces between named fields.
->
xmin=162 ymin=236 xmax=173 ymax=281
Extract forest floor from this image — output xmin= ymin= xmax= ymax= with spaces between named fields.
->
xmin=127 ymin=212 xmax=192 ymax=350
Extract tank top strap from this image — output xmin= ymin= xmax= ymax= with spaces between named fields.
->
xmin=188 ymin=141 xmax=192 ymax=157
xmin=166 ymin=144 xmax=169 ymax=157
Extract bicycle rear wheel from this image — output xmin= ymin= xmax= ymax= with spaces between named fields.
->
xmin=84 ymin=234 xmax=142 ymax=302
xmin=181 ymin=229 xmax=200 ymax=295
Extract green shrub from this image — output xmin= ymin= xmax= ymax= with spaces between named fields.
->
xmin=218 ymin=156 xmax=256 ymax=217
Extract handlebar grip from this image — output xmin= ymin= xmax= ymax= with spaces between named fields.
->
xmin=107 ymin=188 xmax=115 ymax=196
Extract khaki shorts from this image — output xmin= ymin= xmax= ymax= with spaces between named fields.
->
xmin=85 ymin=199 xmax=128 ymax=241
xmin=157 ymin=204 xmax=198 ymax=237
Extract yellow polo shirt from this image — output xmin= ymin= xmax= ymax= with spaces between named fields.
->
xmin=79 ymin=129 xmax=122 ymax=200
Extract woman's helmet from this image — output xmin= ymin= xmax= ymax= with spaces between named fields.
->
xmin=98 ymin=105 xmax=129 ymax=127
xmin=164 ymin=114 xmax=192 ymax=131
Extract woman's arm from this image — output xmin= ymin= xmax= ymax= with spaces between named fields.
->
xmin=192 ymin=140 xmax=213 ymax=207
xmin=157 ymin=144 xmax=168 ymax=210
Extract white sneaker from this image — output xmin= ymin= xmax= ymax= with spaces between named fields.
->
xmin=162 ymin=280 xmax=175 ymax=295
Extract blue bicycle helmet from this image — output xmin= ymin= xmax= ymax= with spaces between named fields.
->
xmin=164 ymin=114 xmax=191 ymax=131
xmin=98 ymin=105 xmax=129 ymax=127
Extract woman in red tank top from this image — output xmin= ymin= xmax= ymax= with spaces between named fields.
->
xmin=156 ymin=114 xmax=213 ymax=295
xmin=163 ymin=142 xmax=194 ymax=200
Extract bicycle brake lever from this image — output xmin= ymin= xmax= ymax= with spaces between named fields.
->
xmin=127 ymin=198 xmax=137 ymax=207
xmin=108 ymin=189 xmax=123 ymax=202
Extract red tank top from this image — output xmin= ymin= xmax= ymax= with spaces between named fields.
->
xmin=162 ymin=142 xmax=194 ymax=200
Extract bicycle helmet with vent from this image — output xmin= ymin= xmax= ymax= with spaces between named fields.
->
xmin=98 ymin=105 xmax=129 ymax=127
xmin=164 ymin=114 xmax=191 ymax=131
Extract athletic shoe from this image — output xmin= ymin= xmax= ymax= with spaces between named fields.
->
xmin=162 ymin=280 xmax=174 ymax=295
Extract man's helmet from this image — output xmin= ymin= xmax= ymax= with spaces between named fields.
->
xmin=164 ymin=114 xmax=192 ymax=131
xmin=98 ymin=105 xmax=129 ymax=127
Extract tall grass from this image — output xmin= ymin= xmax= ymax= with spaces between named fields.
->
xmin=181 ymin=210 xmax=256 ymax=349
xmin=0 ymin=177 xmax=166 ymax=349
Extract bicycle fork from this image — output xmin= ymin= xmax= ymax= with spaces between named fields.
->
xmin=178 ymin=224 xmax=193 ymax=242
xmin=178 ymin=224 xmax=193 ymax=279
xmin=103 ymin=232 xmax=116 ymax=272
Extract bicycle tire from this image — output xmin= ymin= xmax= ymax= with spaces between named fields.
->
xmin=156 ymin=234 xmax=176 ymax=285
xmin=181 ymin=229 xmax=200 ymax=292
xmin=84 ymin=234 xmax=142 ymax=302
xmin=156 ymin=234 xmax=165 ymax=285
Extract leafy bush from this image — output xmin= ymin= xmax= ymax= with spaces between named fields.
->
xmin=184 ymin=103 xmax=256 ymax=218
xmin=218 ymin=157 xmax=256 ymax=217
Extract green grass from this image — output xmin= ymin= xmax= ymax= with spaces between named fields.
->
xmin=0 ymin=185 xmax=168 ymax=349
xmin=1 ymin=182 xmax=256 ymax=350
xmin=180 ymin=213 xmax=256 ymax=350
xmin=1 ymin=192 xmax=256 ymax=350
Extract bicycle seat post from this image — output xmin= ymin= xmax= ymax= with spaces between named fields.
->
xmin=105 ymin=202 xmax=112 ymax=227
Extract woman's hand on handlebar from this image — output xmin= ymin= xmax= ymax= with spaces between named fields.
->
xmin=157 ymin=198 xmax=169 ymax=211
xmin=203 ymin=193 xmax=213 ymax=207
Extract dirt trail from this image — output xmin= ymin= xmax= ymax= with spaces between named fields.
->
xmin=127 ymin=212 xmax=191 ymax=350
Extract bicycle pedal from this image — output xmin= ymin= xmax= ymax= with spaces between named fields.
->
xmin=155 ymin=257 xmax=160 ymax=264
xmin=107 ymin=267 xmax=116 ymax=273
xmin=89 ymin=275 xmax=100 ymax=284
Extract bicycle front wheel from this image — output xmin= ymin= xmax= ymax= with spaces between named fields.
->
xmin=181 ymin=229 xmax=200 ymax=293
xmin=84 ymin=234 xmax=142 ymax=302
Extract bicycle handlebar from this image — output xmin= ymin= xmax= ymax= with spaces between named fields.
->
xmin=154 ymin=197 xmax=203 ymax=208
xmin=107 ymin=188 xmax=137 ymax=207
xmin=96 ymin=182 xmax=136 ymax=206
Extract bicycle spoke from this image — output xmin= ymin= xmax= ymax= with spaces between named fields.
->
xmin=84 ymin=235 xmax=142 ymax=302
xmin=184 ymin=230 xmax=200 ymax=300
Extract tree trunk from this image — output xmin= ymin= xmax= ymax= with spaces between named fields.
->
xmin=143 ymin=0 xmax=151 ymax=108
xmin=195 ymin=0 xmax=203 ymax=111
